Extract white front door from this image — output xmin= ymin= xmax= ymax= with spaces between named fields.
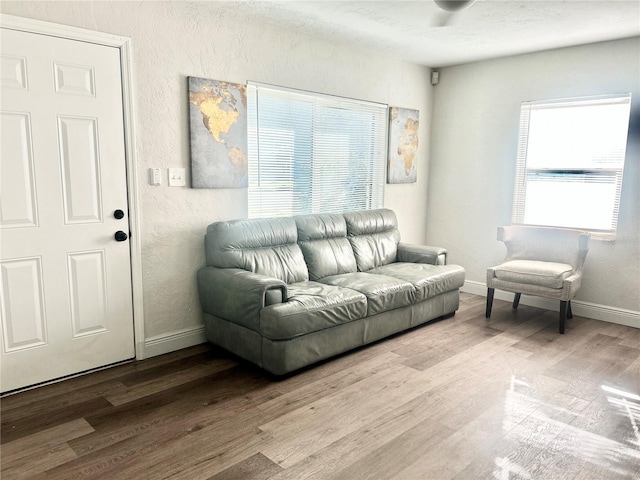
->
xmin=0 ymin=27 xmax=135 ymax=393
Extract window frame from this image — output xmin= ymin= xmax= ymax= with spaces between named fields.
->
xmin=512 ymin=93 xmax=632 ymax=240
xmin=246 ymin=81 xmax=388 ymax=219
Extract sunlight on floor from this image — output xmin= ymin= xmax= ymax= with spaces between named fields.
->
xmin=493 ymin=376 xmax=640 ymax=479
xmin=602 ymin=384 xmax=640 ymax=448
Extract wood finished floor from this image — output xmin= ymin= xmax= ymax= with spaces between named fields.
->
xmin=2 ymin=293 xmax=639 ymax=480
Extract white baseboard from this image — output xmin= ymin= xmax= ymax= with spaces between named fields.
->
xmin=142 ymin=325 xmax=207 ymax=359
xmin=462 ymin=280 xmax=640 ymax=329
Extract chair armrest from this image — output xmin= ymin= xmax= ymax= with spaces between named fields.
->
xmin=197 ymin=267 xmax=287 ymax=331
xmin=397 ymin=242 xmax=448 ymax=265
xmin=562 ymin=273 xmax=583 ymax=300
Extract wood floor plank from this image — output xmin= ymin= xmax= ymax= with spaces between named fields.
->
xmin=0 ymin=418 xmax=94 ymax=479
xmin=0 ymin=379 xmax=127 ymax=423
xmin=263 ymin=397 xmax=454 ymax=480
xmin=1 ymin=293 xmax=638 ymax=480
xmin=117 ymin=350 xmax=235 ymax=387
xmin=67 ymin=366 xmax=273 ymax=457
xmin=1 ymin=396 xmax=112 ymax=444
xmin=256 ymin=351 xmax=402 ymax=417
xmin=259 ymin=363 xmax=430 ymax=468
xmin=264 ymin=365 xmax=505 ymax=480
xmin=0 ymin=344 xmax=213 ymax=411
xmin=105 ymin=357 xmax=238 ymax=406
xmin=69 ymin=424 xmax=273 ymax=480
xmin=1 ymin=443 xmax=79 ymax=480
xmin=329 ymin=416 xmax=454 ymax=480
xmin=208 ymin=453 xmax=283 ymax=480
xmin=543 ymin=334 xmax=640 ymax=402
xmin=164 ymin=430 xmax=275 ymax=480
xmin=393 ymin=321 xmax=504 ymax=371
xmin=390 ymin=403 xmax=508 ymax=479
xmin=0 ymin=418 xmax=94 ymax=462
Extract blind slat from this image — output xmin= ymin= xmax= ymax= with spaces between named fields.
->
xmin=248 ymin=83 xmax=387 ymax=218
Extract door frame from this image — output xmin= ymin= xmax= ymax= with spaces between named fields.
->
xmin=1 ymin=14 xmax=146 ymax=359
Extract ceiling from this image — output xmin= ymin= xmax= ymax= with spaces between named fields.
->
xmin=227 ymin=0 xmax=640 ymax=67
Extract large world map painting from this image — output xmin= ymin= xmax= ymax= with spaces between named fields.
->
xmin=387 ymin=107 xmax=419 ymax=184
xmin=189 ymin=77 xmax=248 ymax=188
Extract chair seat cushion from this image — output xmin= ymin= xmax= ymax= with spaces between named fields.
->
xmin=493 ymin=260 xmax=574 ymax=289
xmin=260 ymin=281 xmax=367 ymax=340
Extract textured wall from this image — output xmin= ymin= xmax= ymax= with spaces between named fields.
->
xmin=427 ymin=38 xmax=640 ymax=312
xmin=1 ymin=1 xmax=433 ymax=340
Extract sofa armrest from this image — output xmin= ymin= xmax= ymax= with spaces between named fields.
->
xmin=397 ymin=242 xmax=448 ymax=265
xmin=198 ymin=266 xmax=287 ymax=331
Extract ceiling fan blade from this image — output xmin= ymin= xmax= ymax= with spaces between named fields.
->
xmin=434 ymin=0 xmax=477 ymax=12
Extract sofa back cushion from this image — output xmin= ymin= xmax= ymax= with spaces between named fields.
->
xmin=344 ymin=209 xmax=401 ymax=271
xmin=295 ymin=213 xmax=357 ymax=280
xmin=205 ymin=217 xmax=309 ymax=284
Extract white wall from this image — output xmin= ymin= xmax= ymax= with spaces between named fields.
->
xmin=427 ymin=38 xmax=640 ymax=320
xmin=1 ymin=2 xmax=433 ymax=352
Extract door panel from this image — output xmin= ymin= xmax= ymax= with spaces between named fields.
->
xmin=58 ymin=115 xmax=102 ymax=224
xmin=0 ymin=257 xmax=47 ymax=352
xmin=0 ymin=111 xmax=38 ymax=227
xmin=0 ymin=28 xmax=135 ymax=393
xmin=67 ymin=250 xmax=108 ymax=337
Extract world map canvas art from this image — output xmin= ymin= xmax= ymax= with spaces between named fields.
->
xmin=189 ymin=77 xmax=248 ymax=188
xmin=387 ymin=107 xmax=419 ymax=184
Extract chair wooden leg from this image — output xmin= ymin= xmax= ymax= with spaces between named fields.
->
xmin=567 ymin=301 xmax=573 ymax=319
xmin=512 ymin=293 xmax=521 ymax=310
xmin=559 ymin=301 xmax=569 ymax=334
xmin=486 ymin=288 xmax=495 ymax=318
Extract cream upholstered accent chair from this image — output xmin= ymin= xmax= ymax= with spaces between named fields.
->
xmin=485 ymin=226 xmax=590 ymax=334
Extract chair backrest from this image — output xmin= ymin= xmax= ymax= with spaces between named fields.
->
xmin=498 ymin=226 xmax=590 ymax=272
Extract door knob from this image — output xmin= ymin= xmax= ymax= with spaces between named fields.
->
xmin=114 ymin=209 xmax=125 ymax=219
xmin=114 ymin=231 xmax=128 ymax=242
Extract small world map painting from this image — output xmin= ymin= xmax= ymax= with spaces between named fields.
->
xmin=189 ymin=77 xmax=248 ymax=188
xmin=387 ymin=107 xmax=419 ymax=184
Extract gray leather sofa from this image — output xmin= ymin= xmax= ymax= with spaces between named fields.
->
xmin=197 ymin=209 xmax=465 ymax=375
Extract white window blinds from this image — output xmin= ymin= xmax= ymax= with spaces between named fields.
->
xmin=512 ymin=94 xmax=632 ymax=239
xmin=247 ymin=82 xmax=387 ymax=218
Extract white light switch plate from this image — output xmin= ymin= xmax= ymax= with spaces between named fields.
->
xmin=149 ymin=168 xmax=162 ymax=186
xmin=168 ymin=168 xmax=186 ymax=187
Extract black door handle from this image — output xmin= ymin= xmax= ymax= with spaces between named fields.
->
xmin=115 ymin=231 xmax=128 ymax=242
xmin=114 ymin=209 xmax=125 ymax=219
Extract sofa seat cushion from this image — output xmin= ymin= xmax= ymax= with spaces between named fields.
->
xmin=320 ymin=273 xmax=414 ymax=316
xmin=369 ymin=263 xmax=466 ymax=302
xmin=259 ymin=281 xmax=367 ymax=340
xmin=493 ymin=260 xmax=573 ymax=289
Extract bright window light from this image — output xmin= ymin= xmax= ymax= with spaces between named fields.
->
xmin=512 ymin=94 xmax=632 ymax=239
xmin=247 ymin=82 xmax=387 ymax=219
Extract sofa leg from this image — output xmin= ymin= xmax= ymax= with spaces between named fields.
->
xmin=512 ymin=293 xmax=521 ymax=310
xmin=567 ymin=301 xmax=573 ymax=319
xmin=559 ymin=301 xmax=569 ymax=334
xmin=486 ymin=288 xmax=495 ymax=318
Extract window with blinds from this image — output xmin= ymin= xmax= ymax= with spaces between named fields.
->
xmin=247 ymin=82 xmax=387 ymax=218
xmin=512 ymin=94 xmax=632 ymax=239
